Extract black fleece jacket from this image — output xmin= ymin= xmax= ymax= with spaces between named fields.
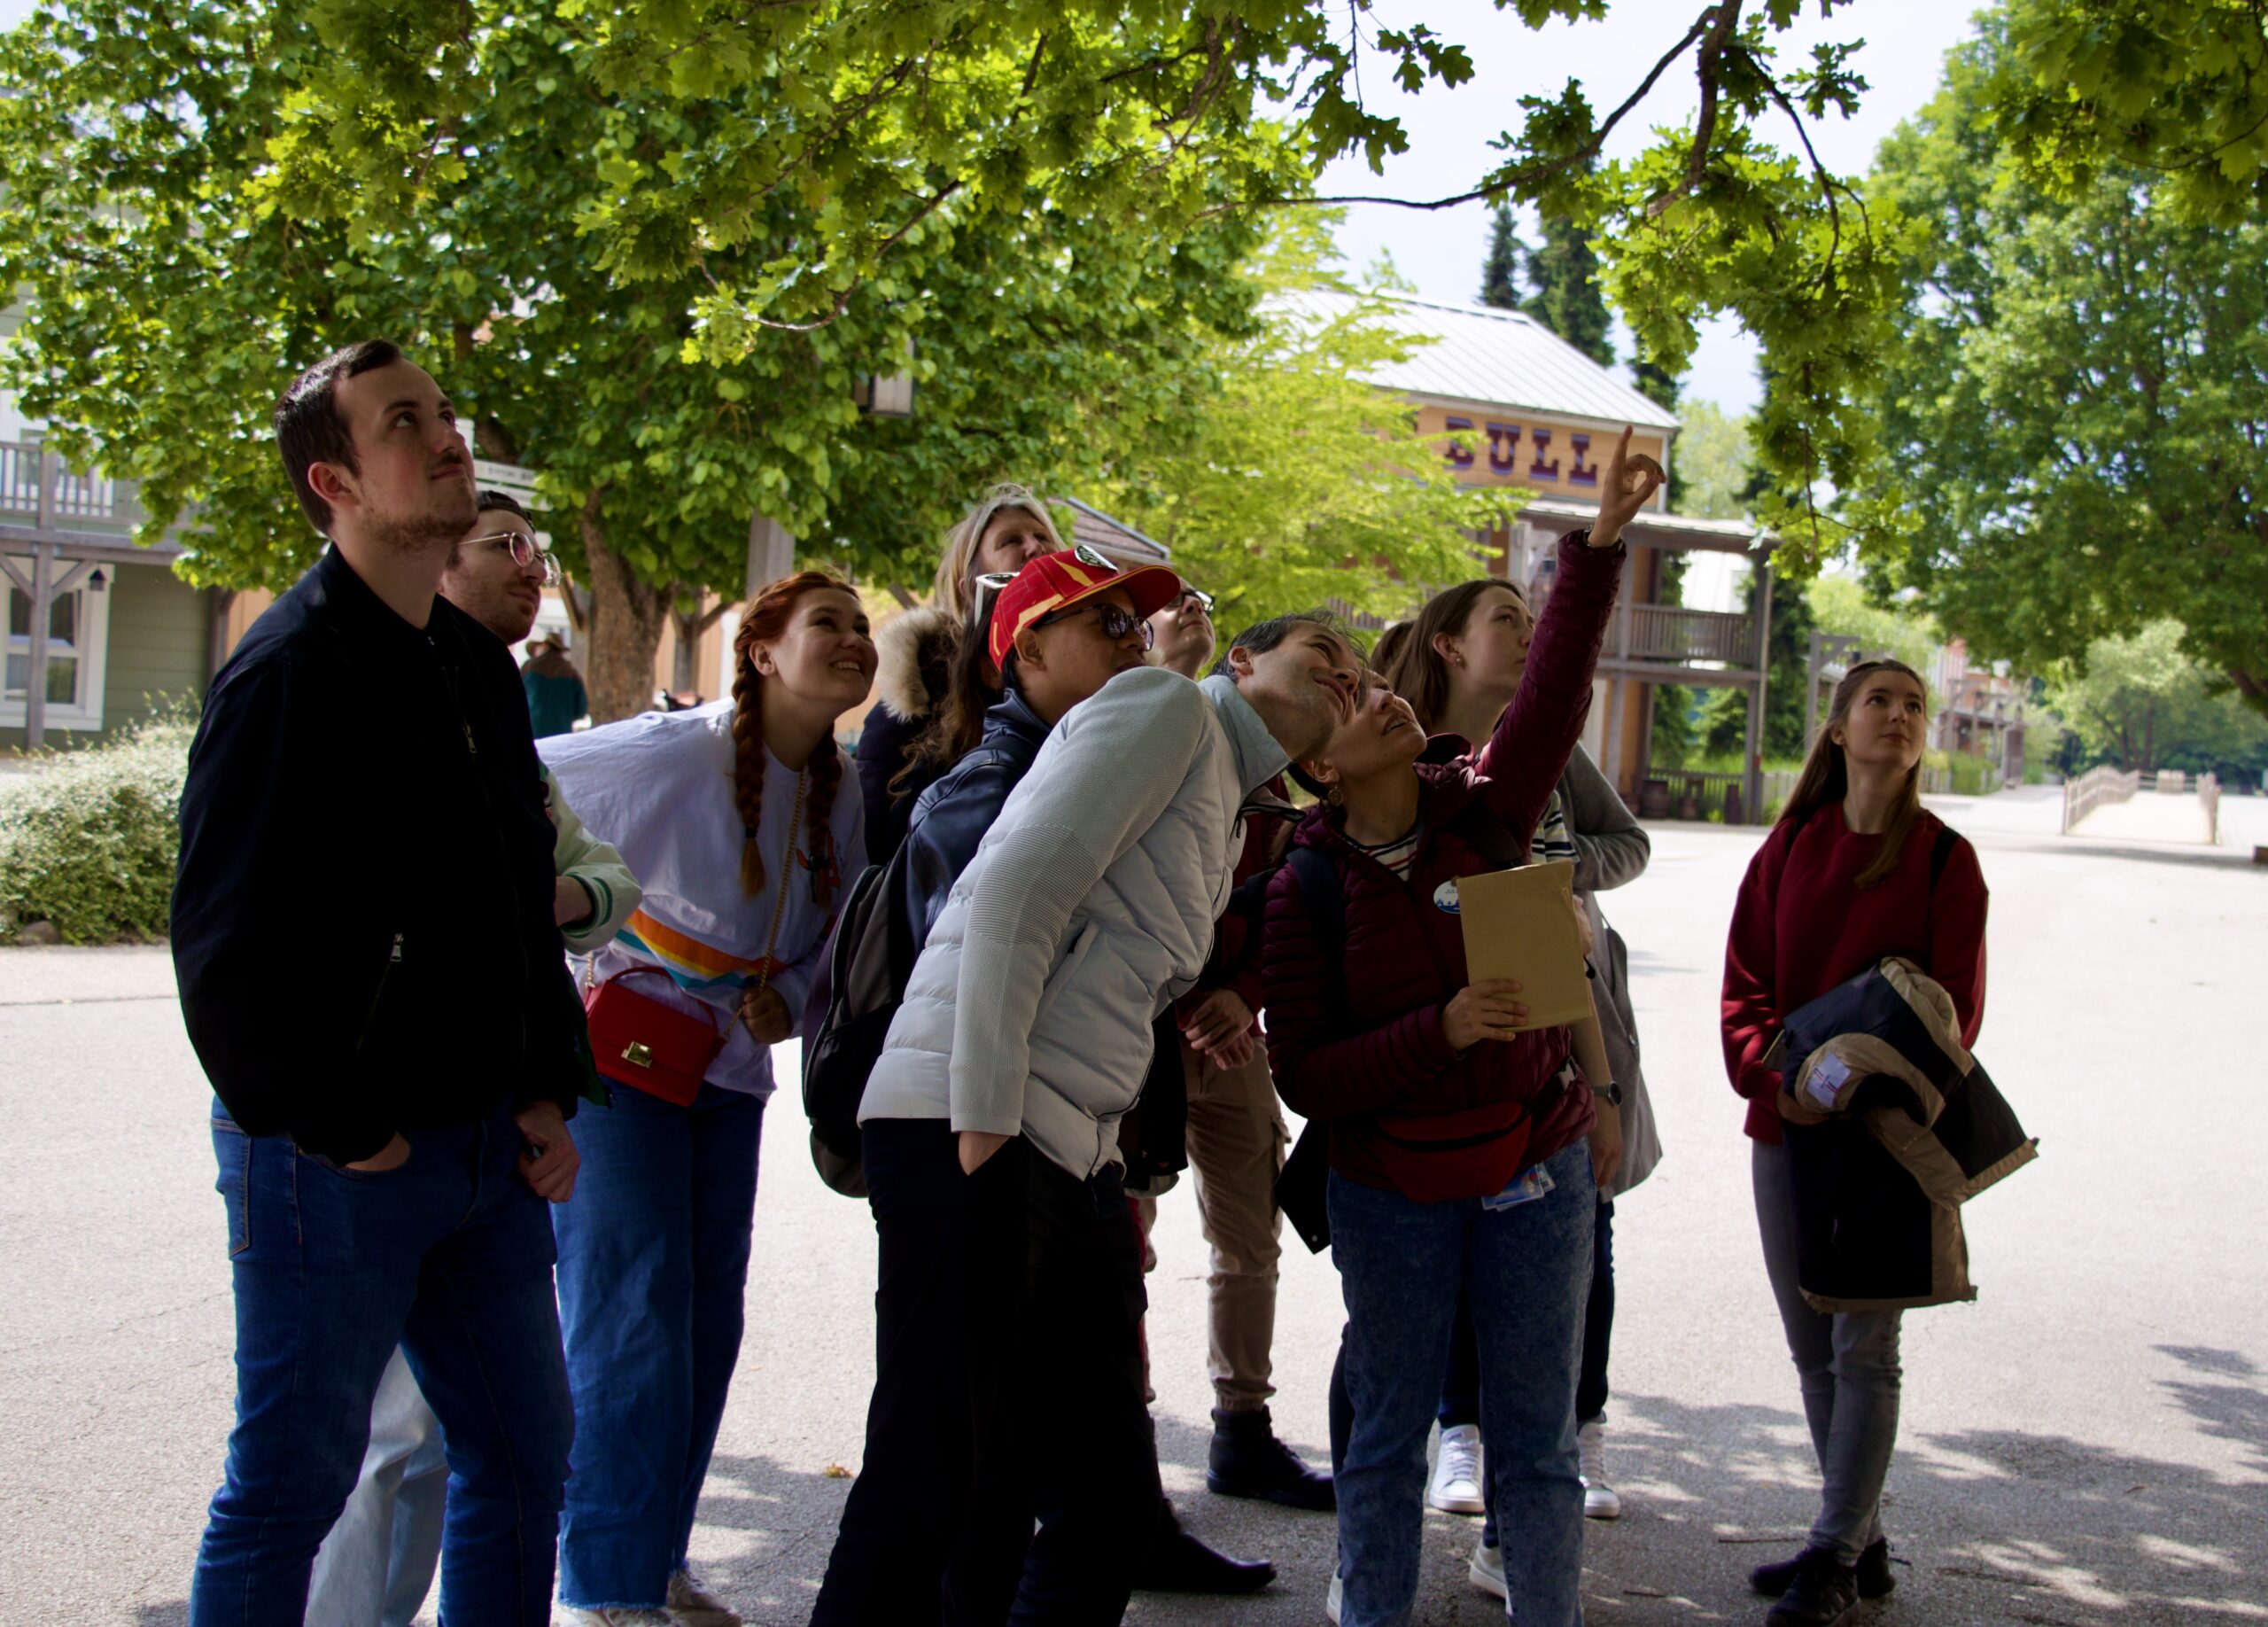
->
xmin=172 ymin=546 xmax=581 ymax=1161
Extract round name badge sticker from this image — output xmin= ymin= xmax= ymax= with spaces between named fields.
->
xmin=1433 ymin=878 xmax=1462 ymax=914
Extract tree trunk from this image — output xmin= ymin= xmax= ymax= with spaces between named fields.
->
xmin=668 ymin=595 xmax=732 ymax=701
xmin=578 ymin=490 xmax=671 ymax=723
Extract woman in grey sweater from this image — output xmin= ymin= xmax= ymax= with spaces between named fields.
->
xmin=1383 ymin=575 xmax=1665 ymax=1596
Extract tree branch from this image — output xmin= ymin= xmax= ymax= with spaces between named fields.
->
xmin=1255 ymin=5 xmax=1719 ymax=214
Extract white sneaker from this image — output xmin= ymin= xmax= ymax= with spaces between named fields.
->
xmin=554 ymin=1609 xmax=674 ymax=1626
xmin=665 ymin=1568 xmax=742 ymax=1627
xmin=1325 ymin=1572 xmax=1342 ymax=1623
xmin=1579 ymin=1419 xmax=1622 ymax=1520
xmin=1469 ymin=1538 xmax=1508 ymax=1602
xmin=1427 ymin=1422 xmax=1486 ymax=1514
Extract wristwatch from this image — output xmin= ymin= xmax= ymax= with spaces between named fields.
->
xmin=1591 ymin=1079 xmax=1624 ymax=1109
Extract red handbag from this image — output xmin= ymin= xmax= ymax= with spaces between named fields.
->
xmin=583 ymin=966 xmax=728 ymax=1107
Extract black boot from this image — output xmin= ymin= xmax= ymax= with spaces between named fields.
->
xmin=1763 ymin=1549 xmax=1860 ymax=1627
xmin=1130 ymin=1525 xmax=1277 ymax=1595
xmin=1206 ymin=1405 xmax=1336 ymax=1511
xmin=1751 ymin=1539 xmax=1894 ymax=1600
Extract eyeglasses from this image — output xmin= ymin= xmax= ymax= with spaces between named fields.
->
xmin=1036 ymin=600 xmax=1155 ymax=649
xmin=970 ymin=542 xmax=1127 ymax=625
xmin=467 ymin=530 xmax=561 ymax=586
xmin=1173 ymin=586 xmax=1215 ymax=615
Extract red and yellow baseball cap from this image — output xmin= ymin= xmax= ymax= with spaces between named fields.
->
xmin=984 ymin=544 xmax=1184 ymax=672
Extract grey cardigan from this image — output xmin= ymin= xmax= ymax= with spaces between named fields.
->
xmin=1558 ymin=745 xmax=1663 ymax=1198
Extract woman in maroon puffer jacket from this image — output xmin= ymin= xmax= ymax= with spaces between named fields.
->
xmin=1262 ymin=433 xmax=1657 ymax=1627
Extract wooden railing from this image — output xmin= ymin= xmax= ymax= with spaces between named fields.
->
xmin=1622 ymin=603 xmax=1758 ymax=666
xmin=1636 ymin=767 xmax=1754 ymax=823
xmin=2062 ymin=765 xmax=2140 ymax=833
xmin=0 ymin=440 xmax=144 ymax=532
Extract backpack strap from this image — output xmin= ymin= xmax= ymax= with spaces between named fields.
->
xmin=1283 ymin=845 xmax=1345 ymax=973
xmin=1928 ymin=823 xmax=1958 ymax=891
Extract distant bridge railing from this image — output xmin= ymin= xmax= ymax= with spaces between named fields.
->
xmin=2062 ymin=765 xmax=2140 ymax=834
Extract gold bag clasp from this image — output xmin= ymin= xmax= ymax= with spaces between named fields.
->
xmin=622 ymin=1041 xmax=654 ymax=1068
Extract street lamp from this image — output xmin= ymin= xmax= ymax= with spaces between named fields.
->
xmin=852 ymin=337 xmax=916 ymax=419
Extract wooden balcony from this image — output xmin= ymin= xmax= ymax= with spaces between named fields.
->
xmin=0 ymin=440 xmax=147 ymax=541
xmin=1621 ymin=602 xmax=1758 ymax=666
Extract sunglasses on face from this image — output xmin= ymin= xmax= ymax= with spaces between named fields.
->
xmin=1037 ymin=600 xmax=1156 ymax=649
xmin=1173 ymin=587 xmax=1215 ymax=616
xmin=467 ymin=530 xmax=561 ymax=586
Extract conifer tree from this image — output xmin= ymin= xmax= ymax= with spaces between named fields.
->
xmin=1479 ymin=203 xmax=1522 ymax=309
xmin=1521 ymin=214 xmax=1613 ymax=368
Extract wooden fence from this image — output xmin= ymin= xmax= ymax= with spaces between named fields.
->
xmin=2062 ymin=765 xmax=2140 ymax=833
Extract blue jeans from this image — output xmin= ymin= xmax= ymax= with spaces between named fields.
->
xmin=1330 ymin=1141 xmax=1596 ymax=1627
xmin=1752 ymin=1139 xmax=1901 ymax=1564
xmin=304 ymin=1348 xmax=447 ymax=1627
xmin=553 ymin=1084 xmax=764 ymax=1609
xmin=191 ymin=1108 xmax=572 ymax=1627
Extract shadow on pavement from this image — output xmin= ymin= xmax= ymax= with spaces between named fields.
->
xmin=1573 ymin=1368 xmax=2268 ymax=1626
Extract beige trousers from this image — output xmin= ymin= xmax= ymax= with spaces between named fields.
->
xmin=1137 ymin=1038 xmax=1290 ymax=1413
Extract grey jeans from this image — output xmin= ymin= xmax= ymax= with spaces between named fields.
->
xmin=1751 ymin=1138 xmax=1902 ymax=1563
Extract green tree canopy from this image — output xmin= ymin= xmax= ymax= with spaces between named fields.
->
xmin=1863 ymin=14 xmax=2268 ymax=717
xmin=2044 ymin=620 xmax=2268 ymax=780
xmin=1671 ymin=398 xmax=1753 ymax=522
xmin=138 ymin=0 xmax=1939 ymax=558
xmin=0 ymin=0 xmax=1286 ymax=717
xmin=1984 ymin=0 xmax=2268 ymax=227
xmin=1092 ymin=216 xmax=1500 ymax=625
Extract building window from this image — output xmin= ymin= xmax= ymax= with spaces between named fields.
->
xmin=3 ymin=557 xmax=110 ymax=730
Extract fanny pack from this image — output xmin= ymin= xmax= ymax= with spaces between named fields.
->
xmin=583 ymin=966 xmax=727 ymax=1107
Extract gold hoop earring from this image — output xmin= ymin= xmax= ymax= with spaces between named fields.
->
xmin=1325 ymin=783 xmax=1344 ymax=806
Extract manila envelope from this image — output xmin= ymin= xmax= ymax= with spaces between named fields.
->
xmin=1456 ymin=860 xmax=1592 ymax=1031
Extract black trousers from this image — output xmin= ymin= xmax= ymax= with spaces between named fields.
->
xmin=814 ymin=1120 xmax=1160 ymax=1627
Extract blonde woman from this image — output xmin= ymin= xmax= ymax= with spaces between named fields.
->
xmin=855 ymin=484 xmax=1062 ymax=862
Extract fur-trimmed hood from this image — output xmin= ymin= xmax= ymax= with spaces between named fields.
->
xmin=874 ymin=605 xmax=958 ymax=723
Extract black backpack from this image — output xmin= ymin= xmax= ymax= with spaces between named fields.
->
xmin=799 ymin=842 xmax=922 ymax=1197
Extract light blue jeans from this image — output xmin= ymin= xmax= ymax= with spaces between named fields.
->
xmin=1330 ymin=1140 xmax=1596 ymax=1627
xmin=305 ymin=1348 xmax=447 ymax=1627
xmin=1751 ymin=1138 xmax=1903 ymax=1563
xmin=553 ymin=1084 xmax=765 ymax=1610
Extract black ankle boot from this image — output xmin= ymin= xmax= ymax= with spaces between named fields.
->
xmin=1752 ymin=1539 xmax=1894 ymax=1600
xmin=1764 ymin=1549 xmax=1860 ymax=1626
xmin=1206 ymin=1405 xmax=1336 ymax=1512
xmin=1130 ymin=1527 xmax=1276 ymax=1594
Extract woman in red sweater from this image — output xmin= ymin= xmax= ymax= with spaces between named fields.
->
xmin=1263 ymin=432 xmax=1657 ymax=1627
xmin=1720 ymin=659 xmax=1989 ymax=1627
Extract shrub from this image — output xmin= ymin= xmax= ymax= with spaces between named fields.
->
xmin=0 ymin=701 xmax=195 ymax=944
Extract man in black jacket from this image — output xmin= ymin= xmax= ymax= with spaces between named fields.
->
xmin=174 ymin=339 xmax=585 ymax=1627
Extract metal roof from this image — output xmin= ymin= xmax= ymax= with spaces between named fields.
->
xmin=1520 ymin=496 xmax=1760 ymax=553
xmin=1272 ymin=290 xmax=1682 ymax=433
xmin=1057 ymin=495 xmax=1171 ymax=564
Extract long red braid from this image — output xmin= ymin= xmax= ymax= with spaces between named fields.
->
xmin=730 ymin=571 xmax=854 ymax=907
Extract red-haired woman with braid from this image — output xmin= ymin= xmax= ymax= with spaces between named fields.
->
xmin=539 ymin=572 xmax=874 ymax=1626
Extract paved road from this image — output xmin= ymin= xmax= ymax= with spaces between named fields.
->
xmin=4 ymin=794 xmax=2264 ymax=1626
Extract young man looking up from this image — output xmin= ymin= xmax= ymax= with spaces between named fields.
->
xmin=857 ymin=598 xmax=1363 ymax=1620
xmin=302 ymin=488 xmax=643 ymax=1627
xmin=1145 ymin=583 xmax=1334 ymax=1510
xmin=174 ymin=342 xmax=586 ymax=1627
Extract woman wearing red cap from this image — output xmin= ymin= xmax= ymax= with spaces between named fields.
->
xmin=814 ymin=547 xmax=1214 ymax=1625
